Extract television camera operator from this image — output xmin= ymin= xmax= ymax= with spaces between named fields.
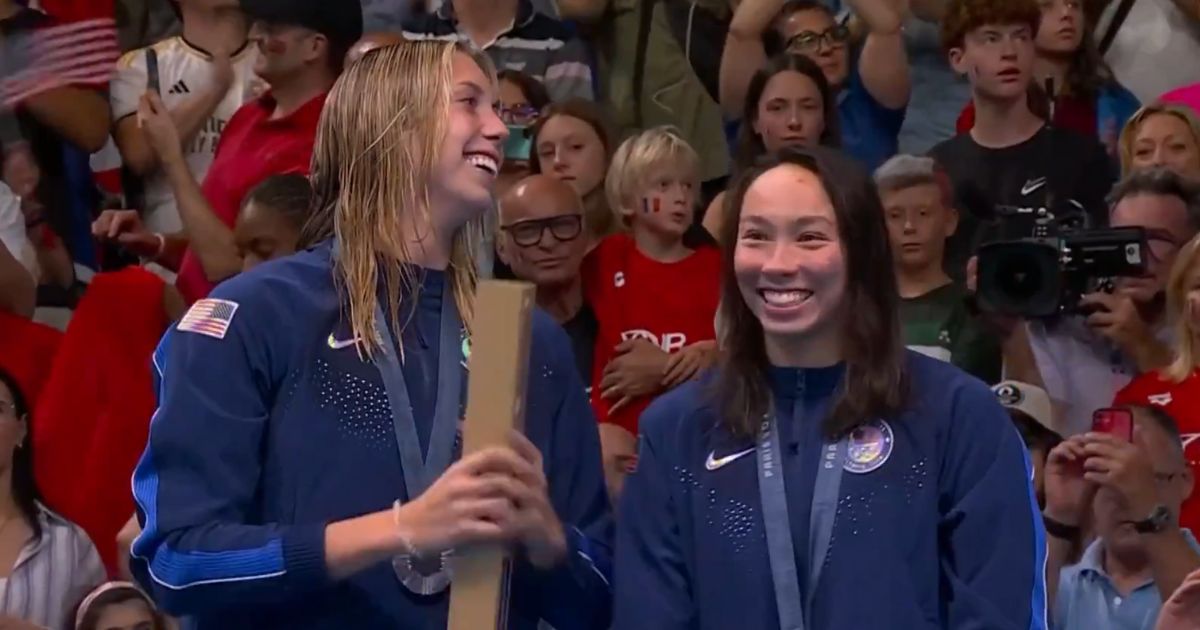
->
xmin=979 ymin=169 xmax=1200 ymax=436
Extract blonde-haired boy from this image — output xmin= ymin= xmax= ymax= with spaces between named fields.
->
xmin=583 ymin=126 xmax=720 ymax=499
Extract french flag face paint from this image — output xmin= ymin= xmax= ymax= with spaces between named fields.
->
xmin=641 ymin=197 xmax=661 ymax=214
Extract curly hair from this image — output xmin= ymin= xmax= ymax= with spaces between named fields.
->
xmin=941 ymin=0 xmax=1041 ymax=53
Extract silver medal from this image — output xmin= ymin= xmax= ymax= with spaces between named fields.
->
xmin=392 ymin=549 xmax=453 ymax=595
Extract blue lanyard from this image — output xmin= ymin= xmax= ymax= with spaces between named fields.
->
xmin=372 ymin=288 xmax=464 ymax=500
xmin=757 ymin=399 xmax=847 ymax=630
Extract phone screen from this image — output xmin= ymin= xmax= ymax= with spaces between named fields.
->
xmin=1092 ymin=408 xmax=1134 ymax=441
xmin=504 ymin=124 xmax=531 ymax=161
xmin=146 ymin=49 xmax=161 ymax=95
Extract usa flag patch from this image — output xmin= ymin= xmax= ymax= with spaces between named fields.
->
xmin=177 ymin=298 xmax=239 ymax=340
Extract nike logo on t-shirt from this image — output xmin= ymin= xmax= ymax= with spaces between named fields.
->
xmin=327 ymin=334 xmax=362 ymax=350
xmin=705 ymin=447 xmax=754 ymax=471
xmin=1021 ymin=177 xmax=1047 ymax=196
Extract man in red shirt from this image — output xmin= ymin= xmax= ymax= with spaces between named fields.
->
xmin=104 ymin=0 xmax=361 ymax=304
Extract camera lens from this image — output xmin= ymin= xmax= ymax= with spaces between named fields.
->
xmin=994 ymin=257 xmax=1045 ymax=301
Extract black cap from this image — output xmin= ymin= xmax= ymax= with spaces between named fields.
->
xmin=240 ymin=0 xmax=364 ymax=54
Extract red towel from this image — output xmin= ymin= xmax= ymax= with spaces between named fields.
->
xmin=32 ymin=267 xmax=169 ymax=575
xmin=0 ymin=310 xmax=63 ymax=406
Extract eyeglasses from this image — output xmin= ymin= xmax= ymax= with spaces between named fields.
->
xmin=787 ymin=25 xmax=851 ymax=54
xmin=501 ymin=214 xmax=583 ymax=247
xmin=500 ymin=104 xmax=540 ymax=125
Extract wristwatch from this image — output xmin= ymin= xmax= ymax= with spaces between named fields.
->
xmin=1131 ymin=505 xmax=1173 ymax=534
xmin=1043 ymin=514 xmax=1081 ymax=540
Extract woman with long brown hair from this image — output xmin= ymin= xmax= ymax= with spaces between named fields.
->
xmin=614 ymin=147 xmax=1046 ymax=629
xmin=129 ymin=41 xmax=611 ymax=629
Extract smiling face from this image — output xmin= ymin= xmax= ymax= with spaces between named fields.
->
xmin=535 ymin=114 xmax=608 ymax=199
xmin=427 ymin=52 xmax=508 ymax=232
xmin=777 ymin=8 xmax=849 ymax=88
xmin=1130 ymin=113 xmax=1200 ymax=180
xmin=753 ymin=70 xmax=827 ymax=153
xmin=734 ymin=164 xmax=847 ymax=364
xmin=950 ymin=23 xmax=1036 ymax=102
xmin=497 ymin=175 xmax=588 ymax=288
xmin=1034 ymin=0 xmax=1083 ymax=56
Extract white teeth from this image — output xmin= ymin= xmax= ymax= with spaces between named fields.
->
xmin=466 ymin=154 xmax=498 ymax=176
xmin=760 ymin=289 xmax=812 ymax=306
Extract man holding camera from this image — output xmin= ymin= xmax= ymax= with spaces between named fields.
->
xmin=1045 ymin=405 xmax=1200 ymax=630
xmin=1028 ymin=169 xmax=1200 ymax=435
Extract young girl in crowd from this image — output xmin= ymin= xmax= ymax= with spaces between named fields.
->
xmin=74 ymin=582 xmax=167 ymax=630
xmin=496 ymin=69 xmax=551 ymax=195
xmin=586 ymin=127 xmax=721 ymax=500
xmin=721 ymin=0 xmax=908 ymax=170
xmin=530 ymin=99 xmax=617 ymax=244
xmin=614 ymin=147 xmax=1045 ymax=629
xmin=1115 ymin=234 xmax=1200 ymax=531
xmin=703 ymin=53 xmax=840 ymax=242
xmin=0 ymin=367 xmax=105 ymax=630
xmin=1119 ymin=103 xmax=1200 ymax=180
xmin=956 ymin=0 xmax=1140 ymax=158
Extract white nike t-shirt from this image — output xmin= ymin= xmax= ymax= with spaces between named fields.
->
xmin=111 ymin=38 xmax=259 ymax=235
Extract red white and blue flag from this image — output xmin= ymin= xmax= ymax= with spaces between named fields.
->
xmin=177 ymin=299 xmax=240 ymax=340
xmin=1 ymin=0 xmax=118 ymax=108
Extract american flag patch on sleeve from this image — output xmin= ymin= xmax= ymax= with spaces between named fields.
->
xmin=177 ymin=298 xmax=240 ymax=340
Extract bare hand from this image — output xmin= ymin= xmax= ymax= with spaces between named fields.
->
xmin=1043 ymin=436 xmax=1098 ymax=526
xmin=506 ymin=431 xmax=567 ymax=568
xmin=137 ymin=91 xmax=184 ymax=164
xmin=399 ymin=434 xmax=565 ymax=568
xmin=600 ymin=338 xmax=668 ymax=405
xmin=1081 ymin=432 xmax=1161 ymax=519
xmin=662 ymin=341 xmax=716 ymax=388
xmin=116 ymin=514 xmax=141 ymax=581
xmin=92 ymin=209 xmax=162 ymax=258
xmin=1157 ymin=569 xmax=1200 ymax=630
xmin=1082 ymin=292 xmax=1152 ymax=354
xmin=1 ymin=142 xmax=39 ymax=200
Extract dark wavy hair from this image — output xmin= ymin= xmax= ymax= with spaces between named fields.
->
xmin=0 ymin=368 xmax=44 ymax=541
xmin=714 ymin=147 xmax=909 ymax=439
xmin=735 ymin=53 xmax=841 ymax=173
xmin=497 ymin=69 xmax=552 ymax=113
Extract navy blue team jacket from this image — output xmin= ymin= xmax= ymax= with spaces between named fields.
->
xmin=130 ymin=241 xmax=613 ymax=629
xmin=615 ymin=355 xmax=1048 ymax=630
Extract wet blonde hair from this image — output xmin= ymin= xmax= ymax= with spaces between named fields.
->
xmin=604 ymin=126 xmax=701 ymax=227
xmin=1118 ymin=103 xmax=1200 ymax=177
xmin=1165 ymin=234 xmax=1200 ymax=382
xmin=302 ymin=40 xmax=495 ymax=356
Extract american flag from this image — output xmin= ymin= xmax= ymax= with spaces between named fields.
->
xmin=1 ymin=0 xmax=118 ymax=109
xmin=177 ymin=299 xmax=240 ymax=340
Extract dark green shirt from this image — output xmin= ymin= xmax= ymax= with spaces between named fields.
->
xmin=900 ymin=282 xmax=1002 ymax=384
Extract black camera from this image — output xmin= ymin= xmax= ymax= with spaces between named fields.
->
xmin=976 ymin=205 xmax=1148 ymax=318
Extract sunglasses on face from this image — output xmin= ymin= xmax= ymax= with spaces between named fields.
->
xmin=501 ymin=214 xmax=583 ymax=247
xmin=787 ymin=25 xmax=850 ymax=54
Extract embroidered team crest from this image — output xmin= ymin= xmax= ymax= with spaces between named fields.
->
xmin=613 ymin=271 xmax=626 ymax=288
xmin=844 ymin=419 xmax=894 ymax=474
xmin=177 ymin=298 xmax=239 ymax=340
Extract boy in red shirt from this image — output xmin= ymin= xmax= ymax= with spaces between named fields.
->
xmin=584 ymin=126 xmax=720 ymax=499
